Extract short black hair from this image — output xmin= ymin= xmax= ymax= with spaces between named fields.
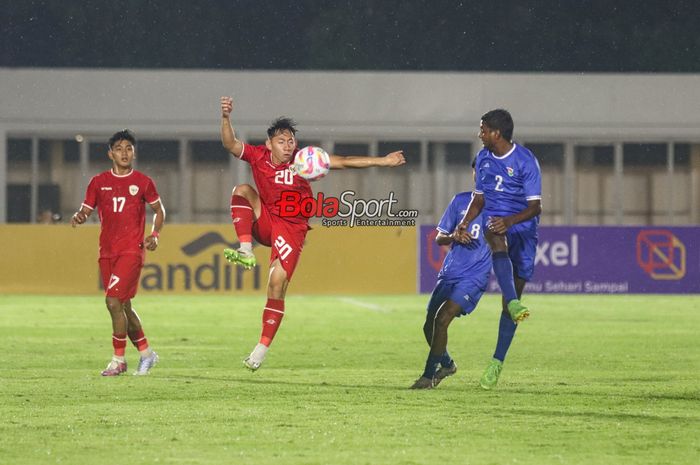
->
xmin=267 ymin=117 xmax=297 ymax=139
xmin=108 ymin=129 xmax=136 ymax=148
xmin=481 ymin=109 xmax=514 ymax=141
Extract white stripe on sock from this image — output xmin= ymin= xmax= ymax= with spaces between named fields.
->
xmin=264 ymin=307 xmax=285 ymax=314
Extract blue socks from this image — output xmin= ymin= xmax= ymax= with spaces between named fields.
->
xmin=493 ymin=251 xmax=518 ymax=303
xmin=493 ymin=310 xmax=517 ymax=361
xmin=422 ymin=352 xmax=454 ymax=379
xmin=440 ymin=352 xmax=453 ymax=368
xmin=422 ymin=354 xmax=442 ymax=379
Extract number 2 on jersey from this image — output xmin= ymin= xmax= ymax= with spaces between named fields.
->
xmin=494 ymin=175 xmax=505 ymax=192
xmin=112 ymin=196 xmax=126 ymax=212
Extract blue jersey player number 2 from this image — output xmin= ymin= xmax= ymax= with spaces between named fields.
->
xmin=457 ymin=109 xmax=542 ymax=389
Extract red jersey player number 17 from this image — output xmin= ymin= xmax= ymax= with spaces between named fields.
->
xmin=71 ymin=129 xmax=165 ymax=377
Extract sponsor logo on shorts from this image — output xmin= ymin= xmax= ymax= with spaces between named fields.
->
xmin=107 ymin=274 xmax=120 ymax=290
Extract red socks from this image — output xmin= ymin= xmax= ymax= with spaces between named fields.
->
xmin=112 ymin=333 xmax=127 ymax=357
xmin=260 ymin=298 xmax=285 ymax=347
xmin=128 ymin=329 xmax=150 ymax=352
xmin=230 ymin=195 xmax=253 ymax=243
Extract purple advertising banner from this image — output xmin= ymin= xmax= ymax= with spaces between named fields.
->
xmin=419 ymin=226 xmax=700 ymax=294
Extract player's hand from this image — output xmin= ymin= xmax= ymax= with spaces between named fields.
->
xmin=71 ymin=211 xmax=87 ymax=227
xmin=221 ymin=96 xmax=233 ymax=118
xmin=381 ymin=151 xmax=406 ymax=167
xmin=144 ymin=234 xmax=159 ymax=251
xmin=452 ymin=223 xmax=473 ymax=244
xmin=487 ymin=216 xmax=511 ymax=235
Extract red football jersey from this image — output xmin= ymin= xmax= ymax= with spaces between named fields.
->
xmin=82 ymin=169 xmax=160 ymax=258
xmin=239 ymin=143 xmax=313 ymax=224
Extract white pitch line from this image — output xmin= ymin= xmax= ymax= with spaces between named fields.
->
xmin=338 ymin=297 xmax=389 ymax=313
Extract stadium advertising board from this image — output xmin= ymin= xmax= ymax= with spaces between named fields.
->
xmin=419 ymin=226 xmax=700 ymax=294
xmin=0 ymin=225 xmax=415 ymax=294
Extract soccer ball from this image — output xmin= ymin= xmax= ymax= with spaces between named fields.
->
xmin=292 ymin=146 xmax=330 ymax=181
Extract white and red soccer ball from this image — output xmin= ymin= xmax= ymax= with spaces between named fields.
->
xmin=293 ymin=146 xmax=330 ymax=181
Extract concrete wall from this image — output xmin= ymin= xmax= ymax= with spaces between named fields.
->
xmin=2 ymin=69 xmax=700 ymax=225
xmin=4 ymin=68 xmax=700 ymax=140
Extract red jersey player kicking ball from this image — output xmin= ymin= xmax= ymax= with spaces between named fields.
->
xmin=72 ymin=130 xmax=166 ymax=376
xmin=220 ymin=96 xmax=405 ymax=371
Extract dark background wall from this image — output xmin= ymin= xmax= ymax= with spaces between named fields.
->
xmin=2 ymin=0 xmax=699 ymax=72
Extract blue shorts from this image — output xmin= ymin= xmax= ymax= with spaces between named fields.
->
xmin=426 ymin=278 xmax=487 ymax=317
xmin=483 ymin=210 xmax=538 ymax=281
xmin=504 ymin=221 xmax=538 ymax=281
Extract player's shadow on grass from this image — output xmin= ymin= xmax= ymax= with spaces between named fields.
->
xmin=504 ymin=407 xmax=694 ymax=424
xmin=162 ymin=374 xmax=419 ymax=391
xmin=507 ymin=386 xmax=699 ymax=403
xmin=160 ymin=375 xmax=700 ymax=404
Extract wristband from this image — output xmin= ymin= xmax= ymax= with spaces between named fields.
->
xmin=151 ymin=230 xmax=160 ymax=238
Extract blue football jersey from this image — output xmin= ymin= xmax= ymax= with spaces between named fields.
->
xmin=474 ymin=144 xmax=542 ymax=217
xmin=436 ymin=192 xmax=492 ymax=282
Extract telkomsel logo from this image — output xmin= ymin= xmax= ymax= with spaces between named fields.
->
xmin=277 ymin=190 xmax=419 ymax=227
xmin=636 ymin=230 xmax=686 ymax=280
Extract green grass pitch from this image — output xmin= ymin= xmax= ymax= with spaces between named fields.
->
xmin=1 ymin=294 xmax=698 ymax=465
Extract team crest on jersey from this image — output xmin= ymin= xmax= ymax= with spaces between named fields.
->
xmin=507 ymin=167 xmax=514 ymax=177
xmin=129 ymin=185 xmax=139 ymax=196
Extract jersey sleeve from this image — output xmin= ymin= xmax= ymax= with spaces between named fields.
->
xmin=143 ymin=176 xmax=160 ymax=205
xmin=82 ymin=176 xmax=99 ymax=210
xmin=474 ymin=153 xmax=484 ymax=194
xmin=437 ymin=196 xmax=458 ymax=234
xmin=523 ymin=156 xmax=542 ymax=201
xmin=239 ymin=143 xmax=266 ymax=164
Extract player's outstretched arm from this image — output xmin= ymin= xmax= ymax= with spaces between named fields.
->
xmin=220 ymin=96 xmax=244 ymax=158
xmin=487 ymin=199 xmax=542 ymax=235
xmin=435 ymin=231 xmax=455 ymax=246
xmin=454 ymin=194 xmax=485 ymax=243
xmin=70 ymin=206 xmax=92 ymax=228
xmin=329 ymin=150 xmax=405 ymax=169
xmin=144 ymin=200 xmax=166 ymax=251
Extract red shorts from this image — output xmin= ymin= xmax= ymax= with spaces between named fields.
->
xmin=99 ymin=254 xmax=144 ymax=302
xmin=252 ymin=204 xmax=308 ymax=281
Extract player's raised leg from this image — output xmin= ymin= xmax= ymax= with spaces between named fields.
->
xmin=486 ymin=231 xmax=529 ymax=323
xmin=244 ymin=258 xmax=289 ymax=371
xmin=225 ymin=184 xmax=262 ymax=269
